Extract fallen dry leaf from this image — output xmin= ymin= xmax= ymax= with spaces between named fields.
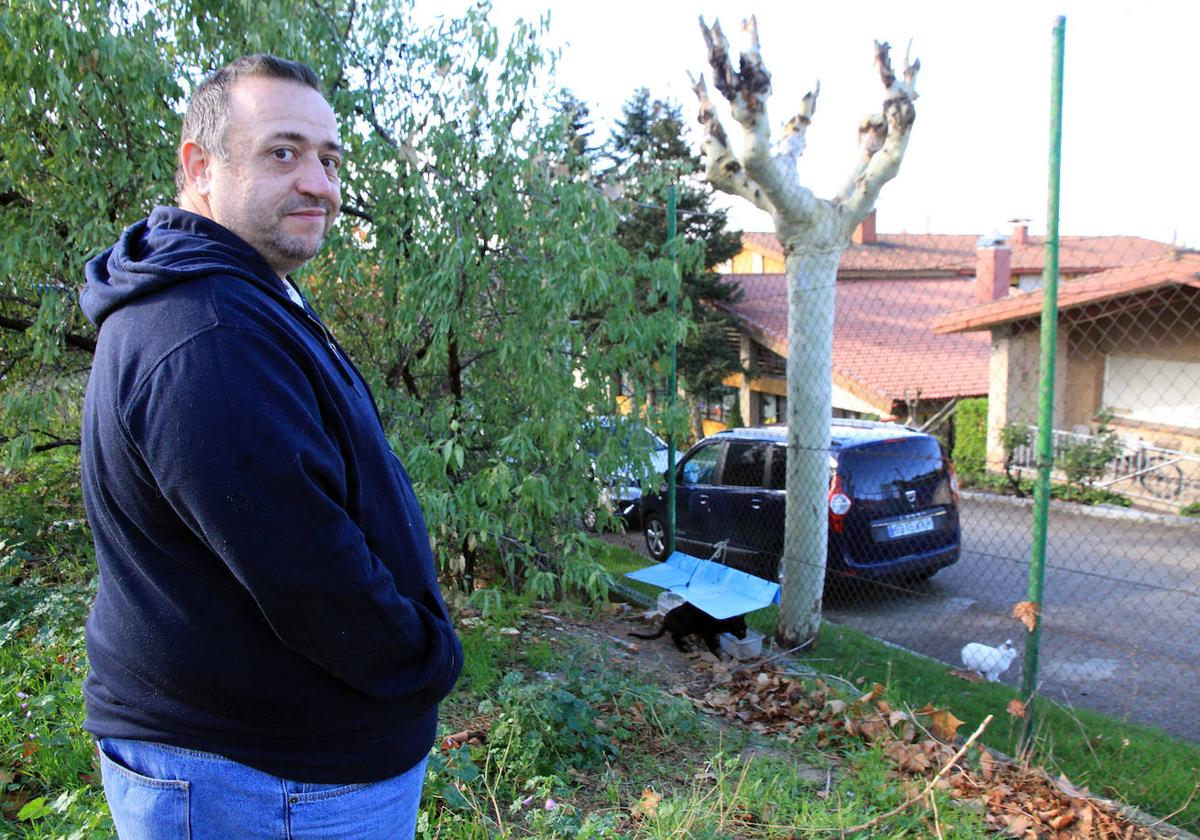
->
xmin=1001 ymin=813 xmax=1033 ymax=836
xmin=672 ymin=658 xmax=1162 ymax=840
xmin=916 ymin=704 xmax=965 ymax=742
xmin=950 ymin=667 xmax=984 ymax=683
xmin=1006 ymin=698 xmax=1027 ymax=719
xmin=1012 ymin=601 xmax=1040 ymax=632
xmin=979 ymin=748 xmax=997 ymax=781
xmin=631 ymin=788 xmax=662 ymax=819
xmin=885 ymin=741 xmax=932 ymax=774
xmin=441 ymin=728 xmax=488 ymax=750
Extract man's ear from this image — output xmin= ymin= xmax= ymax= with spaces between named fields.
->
xmin=179 ymin=140 xmax=215 ymax=195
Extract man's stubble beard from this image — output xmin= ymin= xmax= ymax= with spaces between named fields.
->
xmin=240 ymin=198 xmax=336 ymax=276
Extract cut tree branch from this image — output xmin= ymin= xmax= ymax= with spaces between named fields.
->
xmin=836 ymin=40 xmax=921 ymax=226
xmin=688 ymin=73 xmax=775 ymax=214
xmin=697 ymin=16 xmax=816 ymax=221
xmin=694 ymin=19 xmax=919 ymax=246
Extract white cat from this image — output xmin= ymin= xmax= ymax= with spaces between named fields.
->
xmin=961 ymin=639 xmax=1017 ymax=682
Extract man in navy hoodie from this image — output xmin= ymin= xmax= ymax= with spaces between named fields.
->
xmin=80 ymin=55 xmax=461 ymax=838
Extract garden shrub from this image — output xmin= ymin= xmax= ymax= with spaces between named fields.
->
xmin=953 ymin=398 xmax=988 ymax=483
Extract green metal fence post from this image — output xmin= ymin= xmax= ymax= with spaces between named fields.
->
xmin=666 ymin=185 xmax=678 ymax=556
xmin=1022 ymin=15 xmax=1066 ymax=750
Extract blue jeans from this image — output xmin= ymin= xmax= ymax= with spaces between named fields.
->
xmin=97 ymin=737 xmax=427 ymax=839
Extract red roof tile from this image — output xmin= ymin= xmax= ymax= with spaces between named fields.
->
xmin=720 ymin=274 xmax=991 ymax=406
xmin=741 ymin=232 xmax=1174 ymax=276
xmin=933 ymin=254 xmax=1200 ymax=334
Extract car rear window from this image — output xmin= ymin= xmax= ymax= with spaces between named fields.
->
xmin=838 ymin=437 xmax=946 ymax=495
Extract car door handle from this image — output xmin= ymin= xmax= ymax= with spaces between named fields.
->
xmin=698 ymin=494 xmax=709 ymax=505
xmin=750 ymin=498 xmax=764 ymax=510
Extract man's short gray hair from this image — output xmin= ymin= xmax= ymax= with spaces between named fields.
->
xmin=174 ymin=54 xmax=324 ymax=193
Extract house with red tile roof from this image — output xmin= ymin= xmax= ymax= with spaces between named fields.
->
xmin=713 ymin=213 xmax=1179 ymax=453
xmin=934 ymin=251 xmax=1200 ymax=487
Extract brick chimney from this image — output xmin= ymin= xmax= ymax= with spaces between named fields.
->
xmin=976 ymin=243 xmax=1011 ymax=302
xmin=1010 ymin=220 xmax=1029 ymax=245
xmin=852 ymin=210 xmax=877 ymax=245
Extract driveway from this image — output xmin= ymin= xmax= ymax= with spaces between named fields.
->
xmin=606 ymin=496 xmax=1200 ymax=740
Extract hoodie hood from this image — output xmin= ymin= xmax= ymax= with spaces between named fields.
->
xmin=82 ymin=207 xmax=285 ymax=327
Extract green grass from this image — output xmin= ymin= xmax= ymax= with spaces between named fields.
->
xmin=597 ymin=542 xmax=1200 ymax=833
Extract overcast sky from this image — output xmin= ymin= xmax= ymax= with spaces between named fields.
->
xmin=416 ymin=0 xmax=1199 ymax=246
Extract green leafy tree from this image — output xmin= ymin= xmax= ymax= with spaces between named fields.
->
xmin=604 ymin=89 xmax=744 ymax=440
xmin=0 ymin=2 xmax=183 ymax=463
xmin=0 ymin=0 xmax=678 ymax=598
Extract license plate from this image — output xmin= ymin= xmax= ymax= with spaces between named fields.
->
xmin=886 ymin=516 xmax=934 ymax=539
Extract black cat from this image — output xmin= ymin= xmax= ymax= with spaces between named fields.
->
xmin=629 ymin=602 xmax=748 ymax=654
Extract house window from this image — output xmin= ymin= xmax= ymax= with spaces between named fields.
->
xmin=700 ymin=391 xmax=738 ymax=423
xmin=1103 ymin=354 xmax=1200 ymax=429
xmin=760 ymin=393 xmax=786 ymax=425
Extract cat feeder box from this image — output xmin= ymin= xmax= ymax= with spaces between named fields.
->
xmin=654 ymin=591 xmax=686 ymax=616
xmin=720 ymin=628 xmax=765 ymax=660
xmin=625 ymin=551 xmax=781 ymax=621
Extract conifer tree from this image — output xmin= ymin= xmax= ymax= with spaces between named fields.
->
xmin=605 ymin=89 xmax=744 ymax=439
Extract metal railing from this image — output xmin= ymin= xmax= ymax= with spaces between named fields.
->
xmin=1010 ymin=427 xmax=1200 ymax=509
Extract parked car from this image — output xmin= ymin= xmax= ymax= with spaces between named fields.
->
xmin=584 ymin=417 xmax=683 ymax=527
xmin=638 ymin=421 xmax=961 ymax=585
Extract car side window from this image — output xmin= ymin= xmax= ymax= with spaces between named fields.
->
xmin=679 ymin=443 xmax=721 ymax=485
xmin=767 ymin=445 xmax=786 ymax=490
xmin=721 ymin=442 xmax=768 ymax=487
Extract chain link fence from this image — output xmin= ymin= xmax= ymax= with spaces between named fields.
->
xmin=612 ymin=217 xmax=1200 ymax=827
xmin=598 ymin=15 xmax=1200 ymax=828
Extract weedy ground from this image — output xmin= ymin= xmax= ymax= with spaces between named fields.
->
xmin=1 ymin=482 xmax=1195 ymax=839
xmin=421 ymin=594 xmax=1182 ymax=838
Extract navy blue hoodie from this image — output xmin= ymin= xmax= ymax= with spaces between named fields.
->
xmin=80 ymin=207 xmax=462 ymax=783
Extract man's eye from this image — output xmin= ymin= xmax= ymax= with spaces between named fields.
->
xmin=272 ymin=148 xmax=297 ymax=162
xmin=322 ymin=156 xmax=341 ymax=172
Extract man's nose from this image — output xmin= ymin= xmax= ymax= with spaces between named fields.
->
xmin=295 ymin=153 xmax=337 ymax=201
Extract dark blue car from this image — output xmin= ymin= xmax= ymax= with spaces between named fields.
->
xmin=639 ymin=422 xmax=961 ymax=585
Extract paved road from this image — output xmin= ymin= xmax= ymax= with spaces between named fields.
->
xmin=610 ymin=496 xmax=1200 ymax=740
xmin=824 ymin=496 xmax=1200 ymax=740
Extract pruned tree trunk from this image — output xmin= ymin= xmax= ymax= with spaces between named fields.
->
xmin=691 ymin=16 xmax=920 ymax=646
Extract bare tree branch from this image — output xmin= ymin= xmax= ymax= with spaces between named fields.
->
xmin=340 ymin=203 xmax=375 ymax=224
xmin=0 ymin=433 xmax=81 ymax=453
xmin=0 ymin=315 xmax=97 ymax=354
xmin=0 ymin=190 xmax=32 ymax=208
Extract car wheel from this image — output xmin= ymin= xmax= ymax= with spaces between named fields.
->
xmin=643 ymin=512 xmax=669 ymax=561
